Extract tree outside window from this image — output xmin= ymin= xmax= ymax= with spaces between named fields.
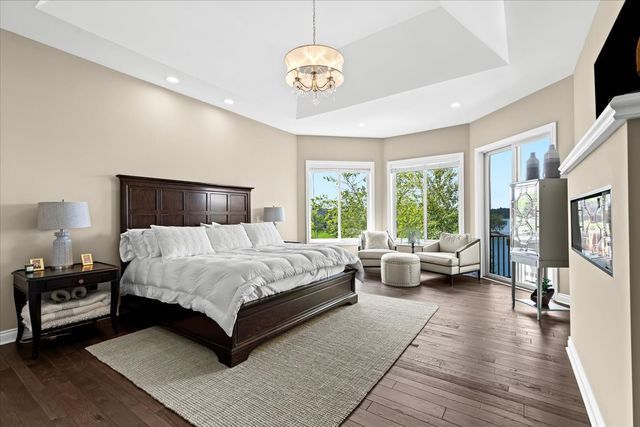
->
xmin=310 ymin=171 xmax=369 ymax=240
xmin=394 ymin=167 xmax=459 ymax=241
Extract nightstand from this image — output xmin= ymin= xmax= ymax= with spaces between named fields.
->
xmin=12 ymin=262 xmax=120 ymax=358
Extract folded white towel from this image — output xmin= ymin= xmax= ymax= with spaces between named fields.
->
xmin=51 ymin=289 xmax=71 ymax=302
xmin=22 ymin=298 xmax=110 ymax=325
xmin=41 ymin=290 xmax=109 ymax=315
xmin=23 ymin=305 xmax=111 ymax=331
xmin=71 ymin=286 xmax=87 ymax=299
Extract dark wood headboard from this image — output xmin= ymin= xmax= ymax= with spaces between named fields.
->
xmin=117 ymin=175 xmax=253 ymax=232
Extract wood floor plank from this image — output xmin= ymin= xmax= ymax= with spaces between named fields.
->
xmin=0 ymin=273 xmax=588 ymax=427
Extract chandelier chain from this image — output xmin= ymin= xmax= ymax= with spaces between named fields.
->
xmin=312 ymin=0 xmax=316 ymax=44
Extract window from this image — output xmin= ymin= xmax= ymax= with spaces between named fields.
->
xmin=306 ymin=161 xmax=374 ymax=243
xmin=388 ymin=153 xmax=464 ymax=242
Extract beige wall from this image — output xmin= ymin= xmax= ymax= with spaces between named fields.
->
xmin=567 ymin=125 xmax=632 ymax=427
xmin=296 ymin=135 xmax=384 ymax=251
xmin=566 ymin=1 xmax=633 ymax=425
xmin=0 ymin=30 xmax=298 ymax=331
xmin=383 ymin=125 xmax=471 ymax=233
xmin=628 ymin=119 xmax=640 ymax=425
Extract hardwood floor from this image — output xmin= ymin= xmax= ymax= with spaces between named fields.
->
xmin=0 ymin=272 xmax=588 ymax=426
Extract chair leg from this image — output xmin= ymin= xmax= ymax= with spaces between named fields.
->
xmin=449 ymin=275 xmax=454 ymax=287
xmin=477 ymin=270 xmax=481 ymax=281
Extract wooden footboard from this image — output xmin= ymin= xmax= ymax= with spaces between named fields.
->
xmin=121 ymin=269 xmax=358 ymax=367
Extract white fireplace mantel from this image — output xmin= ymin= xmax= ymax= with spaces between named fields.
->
xmin=560 ymin=92 xmax=640 ymax=176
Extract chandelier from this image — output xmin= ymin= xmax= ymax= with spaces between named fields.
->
xmin=284 ymin=0 xmax=344 ymax=105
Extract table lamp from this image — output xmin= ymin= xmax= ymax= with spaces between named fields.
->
xmin=37 ymin=200 xmax=91 ymax=270
xmin=263 ymin=206 xmax=285 ymax=227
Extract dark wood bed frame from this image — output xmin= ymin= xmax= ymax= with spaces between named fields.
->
xmin=117 ymin=175 xmax=358 ymax=367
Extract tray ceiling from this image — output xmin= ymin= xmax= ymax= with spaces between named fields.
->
xmin=0 ymin=1 xmax=598 ymax=137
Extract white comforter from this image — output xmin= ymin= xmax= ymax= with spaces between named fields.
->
xmin=121 ymin=244 xmax=363 ymax=336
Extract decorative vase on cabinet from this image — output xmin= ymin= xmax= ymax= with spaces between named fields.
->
xmin=510 ymin=178 xmax=569 ymax=320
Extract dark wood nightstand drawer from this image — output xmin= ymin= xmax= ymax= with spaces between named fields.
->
xmin=45 ymin=271 xmax=116 ymax=291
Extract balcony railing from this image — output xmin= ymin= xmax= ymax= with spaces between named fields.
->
xmin=489 ymin=233 xmax=511 ymax=278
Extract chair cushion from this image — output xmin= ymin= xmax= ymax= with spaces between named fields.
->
xmin=363 ymin=231 xmax=390 ymax=249
xmin=416 ymin=252 xmax=459 ymax=266
xmin=358 ymin=249 xmax=396 ymax=260
xmin=439 ymin=232 xmax=471 ymax=253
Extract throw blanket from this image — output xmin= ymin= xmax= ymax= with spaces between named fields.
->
xmin=22 ymin=291 xmax=111 ymax=331
xmin=121 ymin=244 xmax=363 ymax=336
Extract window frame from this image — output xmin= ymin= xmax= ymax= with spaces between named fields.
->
xmin=474 ymin=122 xmax=557 ymax=288
xmin=305 ymin=160 xmax=375 ymax=244
xmin=387 ymin=152 xmax=465 ymax=242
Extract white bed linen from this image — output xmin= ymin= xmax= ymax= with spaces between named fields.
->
xmin=120 ymin=244 xmax=363 ymax=336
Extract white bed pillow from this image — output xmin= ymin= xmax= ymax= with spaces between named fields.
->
xmin=119 ymin=229 xmax=162 ymax=261
xmin=143 ymin=230 xmax=161 ymax=257
xmin=204 ymin=224 xmax=253 ymax=252
xmin=364 ymin=231 xmax=389 ymax=249
xmin=119 ymin=229 xmax=149 ymax=261
xmin=241 ymin=222 xmax=284 ymax=247
xmin=151 ymin=226 xmax=215 ymax=260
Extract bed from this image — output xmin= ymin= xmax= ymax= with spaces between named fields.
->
xmin=118 ymin=175 xmax=360 ymax=367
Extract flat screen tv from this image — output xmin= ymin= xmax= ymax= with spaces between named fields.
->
xmin=570 ymin=188 xmax=612 ymax=275
xmin=594 ymin=0 xmax=640 ymax=117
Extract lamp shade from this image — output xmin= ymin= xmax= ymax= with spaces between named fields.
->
xmin=263 ymin=206 xmax=285 ymax=223
xmin=37 ymin=201 xmax=91 ymax=230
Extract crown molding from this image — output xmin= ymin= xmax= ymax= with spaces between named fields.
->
xmin=560 ymin=92 xmax=640 ymax=176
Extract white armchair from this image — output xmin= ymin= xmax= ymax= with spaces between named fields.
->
xmin=357 ymin=231 xmax=397 ymax=270
xmin=416 ymin=233 xmax=481 ymax=286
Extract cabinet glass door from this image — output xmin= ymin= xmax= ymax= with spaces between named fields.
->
xmin=512 ymin=181 xmax=539 ymax=255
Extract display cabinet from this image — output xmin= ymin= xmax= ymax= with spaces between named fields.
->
xmin=510 ymin=178 xmax=569 ymax=319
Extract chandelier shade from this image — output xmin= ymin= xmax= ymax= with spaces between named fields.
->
xmin=285 ymin=44 xmax=344 ymax=93
xmin=284 ymin=0 xmax=344 ymax=104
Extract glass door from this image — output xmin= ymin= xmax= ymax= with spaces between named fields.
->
xmin=486 ymin=148 xmax=513 ymax=280
xmin=483 ymin=133 xmax=556 ymax=287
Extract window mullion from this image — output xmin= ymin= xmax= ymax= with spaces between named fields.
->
xmin=337 ymin=173 xmax=342 ymax=240
xmin=423 ymin=170 xmax=428 ymax=240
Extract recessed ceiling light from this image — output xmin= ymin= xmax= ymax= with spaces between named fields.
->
xmin=166 ymin=76 xmax=180 ymax=84
xmin=224 ymin=98 xmax=235 ymax=105
xmin=450 ymin=102 xmax=461 ymax=108
xmin=358 ymin=122 xmax=366 ymax=127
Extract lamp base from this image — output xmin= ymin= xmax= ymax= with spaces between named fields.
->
xmin=52 ymin=229 xmax=74 ymax=269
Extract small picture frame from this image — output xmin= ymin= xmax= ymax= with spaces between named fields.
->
xmin=81 ymin=253 xmax=94 ymax=266
xmin=29 ymin=258 xmax=45 ymax=271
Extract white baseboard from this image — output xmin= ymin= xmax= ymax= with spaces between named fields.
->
xmin=554 ymin=292 xmax=571 ymax=305
xmin=0 ymin=328 xmax=17 ymax=345
xmin=566 ymin=336 xmax=605 ymax=427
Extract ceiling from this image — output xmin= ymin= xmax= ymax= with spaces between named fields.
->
xmin=0 ymin=1 xmax=598 ymax=138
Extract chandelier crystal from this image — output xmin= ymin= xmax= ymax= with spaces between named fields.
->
xmin=284 ymin=0 xmax=344 ymax=105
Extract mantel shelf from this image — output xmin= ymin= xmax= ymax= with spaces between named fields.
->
xmin=559 ymin=92 xmax=640 ymax=176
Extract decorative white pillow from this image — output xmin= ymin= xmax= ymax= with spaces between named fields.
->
xmin=241 ymin=222 xmax=284 ymax=247
xmin=143 ymin=230 xmax=161 ymax=257
xmin=205 ymin=224 xmax=253 ymax=252
xmin=439 ymin=232 xmax=470 ymax=253
xmin=119 ymin=229 xmax=149 ymax=261
xmin=119 ymin=231 xmax=137 ymax=262
xmin=151 ymin=226 xmax=215 ymax=260
xmin=364 ymin=231 xmax=389 ymax=249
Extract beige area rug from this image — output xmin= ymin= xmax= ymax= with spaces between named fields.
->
xmin=86 ymin=293 xmax=438 ymax=427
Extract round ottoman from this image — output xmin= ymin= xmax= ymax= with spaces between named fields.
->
xmin=380 ymin=253 xmax=421 ymax=287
